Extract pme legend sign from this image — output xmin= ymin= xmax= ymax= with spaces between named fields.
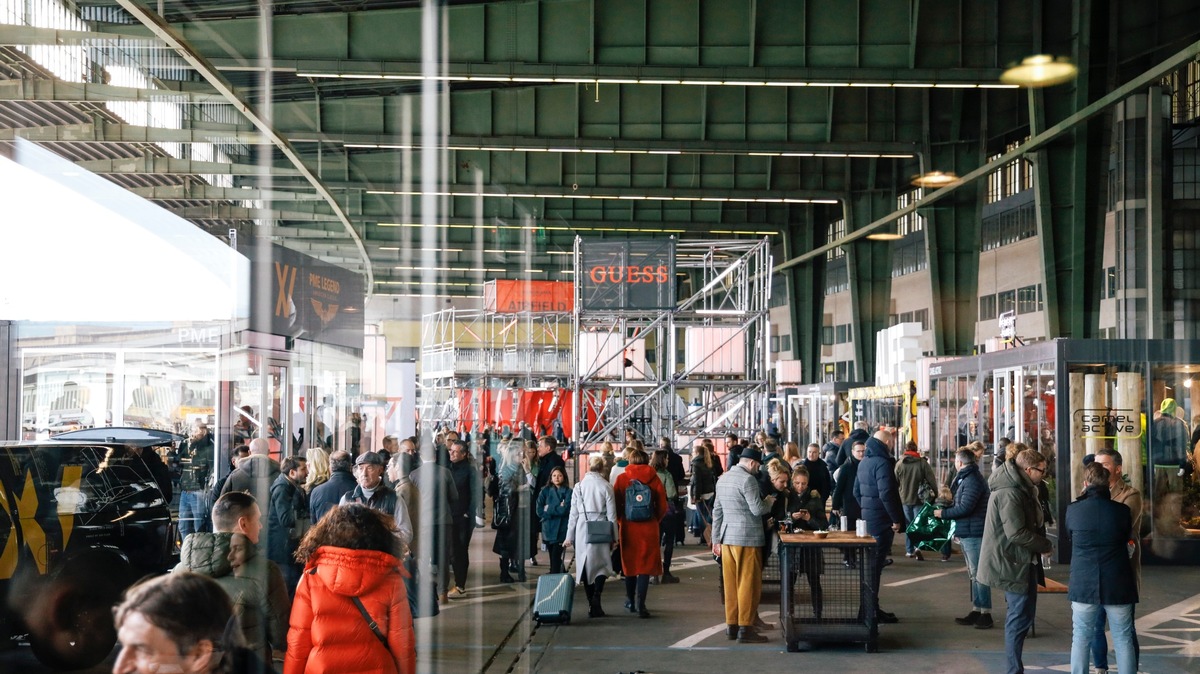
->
xmin=1074 ymin=408 xmax=1142 ymax=440
xmin=579 ymin=239 xmax=676 ymax=311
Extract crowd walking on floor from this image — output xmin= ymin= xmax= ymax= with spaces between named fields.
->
xmin=110 ymin=417 xmax=1161 ymax=674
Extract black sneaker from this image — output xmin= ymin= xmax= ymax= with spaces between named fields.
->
xmin=954 ymin=610 xmax=981 ymax=626
xmin=876 ymin=610 xmax=899 ymax=624
xmin=974 ymin=613 xmax=994 ymax=629
xmin=737 ymin=627 xmax=769 ymax=643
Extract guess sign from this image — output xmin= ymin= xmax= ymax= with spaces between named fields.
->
xmin=580 ymin=239 xmax=676 ymax=311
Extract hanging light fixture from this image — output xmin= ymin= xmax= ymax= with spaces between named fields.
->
xmin=866 ymin=231 xmax=903 ymax=241
xmin=1000 ymin=55 xmax=1078 ymax=88
xmin=910 ymin=170 xmax=959 ymax=189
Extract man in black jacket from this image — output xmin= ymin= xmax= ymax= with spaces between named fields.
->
xmin=837 ymin=422 xmax=870 ymax=468
xmin=177 ymin=421 xmax=215 ymax=541
xmin=935 ymin=449 xmax=992 ymax=628
xmin=446 ymin=440 xmax=482 ymax=598
xmin=802 ymin=443 xmax=833 ymax=505
xmin=309 ymin=450 xmax=356 ymax=522
xmin=267 ymin=456 xmax=308 ymax=594
xmin=854 ymin=430 xmax=906 ymax=623
xmin=822 ymin=430 xmax=845 ymax=474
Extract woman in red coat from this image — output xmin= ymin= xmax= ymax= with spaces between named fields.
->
xmin=285 ymin=504 xmax=416 ymax=674
xmin=613 ymin=448 xmax=669 ymax=618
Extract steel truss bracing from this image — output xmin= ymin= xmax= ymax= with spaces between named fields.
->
xmin=418 ymin=307 xmax=571 ymax=431
xmin=572 ymin=238 xmax=773 ymax=451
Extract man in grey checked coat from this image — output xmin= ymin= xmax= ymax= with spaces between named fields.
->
xmin=712 ymin=447 xmax=777 ymax=644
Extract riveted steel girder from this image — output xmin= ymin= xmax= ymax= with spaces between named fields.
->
xmin=75 ymin=157 xmax=301 ymax=176
xmin=0 ymin=79 xmax=230 ymax=103
xmin=0 ymin=123 xmax=265 ymax=145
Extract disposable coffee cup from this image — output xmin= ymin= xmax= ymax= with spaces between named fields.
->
xmin=840 ymin=515 xmax=849 ymax=531
xmin=855 ymin=520 xmax=868 ymax=537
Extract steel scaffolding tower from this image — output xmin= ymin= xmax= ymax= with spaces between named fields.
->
xmin=418 ymin=307 xmax=572 ymax=431
xmin=572 ymin=237 xmax=773 ymax=450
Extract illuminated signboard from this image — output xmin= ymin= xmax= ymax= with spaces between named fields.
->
xmin=579 ymin=239 xmax=676 ymax=311
xmin=245 ymin=244 xmax=364 ymax=350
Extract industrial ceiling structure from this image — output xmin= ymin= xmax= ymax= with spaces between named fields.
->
xmin=2 ymin=0 xmax=1198 ymax=378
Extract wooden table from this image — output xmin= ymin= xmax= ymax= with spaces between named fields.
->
xmin=777 ymin=531 xmax=880 ymax=652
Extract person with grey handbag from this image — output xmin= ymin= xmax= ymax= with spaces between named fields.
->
xmin=565 ymin=453 xmax=618 ymax=618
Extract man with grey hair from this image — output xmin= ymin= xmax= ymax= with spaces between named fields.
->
xmin=936 ymin=448 xmax=992 ymax=628
xmin=712 ymin=446 xmax=777 ymax=643
xmin=220 ymin=437 xmax=279 ymax=531
xmin=978 ymin=449 xmax=1053 ymax=674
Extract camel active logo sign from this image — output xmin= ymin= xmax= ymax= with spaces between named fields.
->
xmin=580 ymin=239 xmax=676 ymax=311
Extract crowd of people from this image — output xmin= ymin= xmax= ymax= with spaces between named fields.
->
xmin=112 ymin=416 xmax=1159 ymax=674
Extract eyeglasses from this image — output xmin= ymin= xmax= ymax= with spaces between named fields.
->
xmin=1027 ymin=466 xmax=1046 ymax=474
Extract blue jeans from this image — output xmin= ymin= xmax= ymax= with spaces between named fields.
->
xmin=1071 ymin=602 xmax=1135 ymax=674
xmin=1003 ymin=565 xmax=1038 ymax=674
xmin=958 ymin=536 xmax=992 ymax=610
xmin=178 ymin=490 xmax=208 ymax=540
xmin=1089 ymin=602 xmax=1139 ymax=671
xmin=902 ymin=504 xmax=923 ymax=553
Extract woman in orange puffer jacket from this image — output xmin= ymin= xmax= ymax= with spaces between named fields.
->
xmin=285 ymin=504 xmax=416 ymax=674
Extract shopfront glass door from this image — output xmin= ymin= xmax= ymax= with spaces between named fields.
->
xmin=993 ymin=367 xmax=1025 ymax=451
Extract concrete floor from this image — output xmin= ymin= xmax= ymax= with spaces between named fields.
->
xmin=5 ymin=527 xmax=1198 ymax=673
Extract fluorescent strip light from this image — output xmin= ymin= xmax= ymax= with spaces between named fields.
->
xmin=375 ymin=221 xmax=688 ymax=234
xmin=696 ymin=309 xmax=746 ymax=315
xmin=344 ymin=142 xmax=912 ymax=159
xmin=298 ymin=72 xmax=1007 ymax=90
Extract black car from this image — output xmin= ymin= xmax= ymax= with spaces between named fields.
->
xmin=0 ymin=428 xmax=178 ymax=669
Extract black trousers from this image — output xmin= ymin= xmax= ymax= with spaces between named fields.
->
xmin=450 ymin=516 xmax=474 ymax=590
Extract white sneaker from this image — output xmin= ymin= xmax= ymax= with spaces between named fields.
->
xmin=447 ymin=586 xmax=466 ymax=598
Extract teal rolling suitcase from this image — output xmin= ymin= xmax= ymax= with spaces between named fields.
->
xmin=532 ymin=573 xmax=575 ymax=625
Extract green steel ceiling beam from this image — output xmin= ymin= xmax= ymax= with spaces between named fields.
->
xmin=300 ymin=133 xmax=917 ymax=158
xmin=307 ymin=182 xmax=842 ymax=204
xmin=128 ymin=185 xmax=322 ymax=201
xmin=113 ymin=0 xmax=375 ymax=295
xmin=776 ymin=36 xmax=1200 ymax=272
xmin=844 ymin=182 xmax=894 ymax=383
xmin=0 ymin=24 xmax=159 ymax=45
xmin=0 ymin=79 xmax=230 ymax=103
xmin=0 ymin=123 xmax=265 ymax=145
xmin=75 ymin=157 xmax=301 ymax=176
xmin=169 ymin=204 xmax=341 ymax=222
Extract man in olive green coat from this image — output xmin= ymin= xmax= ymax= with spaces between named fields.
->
xmin=977 ymin=449 xmax=1053 ymax=674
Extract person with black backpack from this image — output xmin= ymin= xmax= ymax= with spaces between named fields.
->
xmin=612 ymin=448 xmax=669 ymax=618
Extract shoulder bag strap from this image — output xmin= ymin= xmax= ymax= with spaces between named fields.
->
xmin=350 ymin=596 xmax=388 ymax=646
